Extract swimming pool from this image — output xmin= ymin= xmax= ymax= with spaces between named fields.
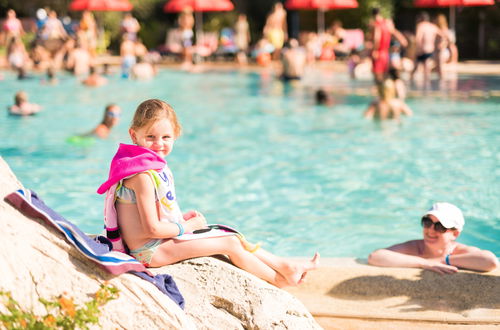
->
xmin=1 ymin=67 xmax=499 ymax=258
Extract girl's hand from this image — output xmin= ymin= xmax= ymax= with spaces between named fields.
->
xmin=183 ymin=210 xmax=204 ymax=220
xmin=183 ymin=215 xmax=207 ymax=232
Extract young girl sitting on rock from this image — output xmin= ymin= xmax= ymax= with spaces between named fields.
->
xmin=98 ymin=99 xmax=319 ymax=288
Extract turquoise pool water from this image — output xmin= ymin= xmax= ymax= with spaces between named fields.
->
xmin=1 ymin=68 xmax=499 ymax=258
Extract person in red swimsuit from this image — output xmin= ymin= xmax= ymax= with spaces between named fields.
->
xmin=369 ymin=8 xmax=407 ymax=85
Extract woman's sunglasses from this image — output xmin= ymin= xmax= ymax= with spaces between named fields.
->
xmin=421 ymin=216 xmax=454 ymax=233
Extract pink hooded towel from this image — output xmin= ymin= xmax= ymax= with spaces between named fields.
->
xmin=98 ymin=144 xmax=166 ymax=252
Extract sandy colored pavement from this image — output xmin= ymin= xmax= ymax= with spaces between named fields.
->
xmin=284 ymin=258 xmax=500 ymax=329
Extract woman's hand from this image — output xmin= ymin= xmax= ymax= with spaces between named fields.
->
xmin=422 ymin=258 xmax=458 ymax=275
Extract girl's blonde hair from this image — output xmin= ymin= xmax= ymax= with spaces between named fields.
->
xmin=131 ymin=99 xmax=182 ymax=137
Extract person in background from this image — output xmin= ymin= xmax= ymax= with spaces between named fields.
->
xmin=82 ymin=66 xmax=107 ymax=87
xmin=120 ymin=34 xmax=136 ymax=78
xmin=87 ymin=104 xmax=121 ymax=139
xmin=178 ymin=7 xmax=195 ymax=68
xmin=435 ymin=13 xmax=458 ymax=80
xmin=121 ymin=12 xmax=140 ymax=41
xmin=78 ymin=10 xmax=98 ymax=57
xmin=41 ymin=67 xmax=58 ymax=85
xmin=234 ymin=14 xmax=250 ymax=65
xmin=66 ymin=37 xmax=91 ymax=76
xmin=364 ymin=77 xmax=412 ymax=121
xmin=315 ymin=89 xmax=334 ymax=106
xmin=7 ymin=36 xmax=30 ymax=73
xmin=2 ymin=9 xmax=24 ymax=47
xmin=280 ymin=38 xmax=306 ymax=81
xmin=411 ymin=11 xmax=444 ymax=86
xmin=368 ymin=202 xmax=498 ymax=274
xmin=369 ymin=7 xmax=407 ymax=86
xmin=131 ymin=56 xmax=156 ymax=80
xmin=8 ymin=91 xmax=41 ymax=116
xmin=388 ymin=67 xmax=407 ymax=101
xmin=263 ymin=2 xmax=287 ymax=60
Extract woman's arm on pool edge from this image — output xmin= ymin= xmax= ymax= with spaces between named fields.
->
xmin=449 ymin=245 xmax=499 ymax=272
xmin=368 ymin=240 xmax=459 ymax=274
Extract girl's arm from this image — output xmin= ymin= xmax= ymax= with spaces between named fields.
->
xmin=127 ymin=173 xmax=206 ymax=238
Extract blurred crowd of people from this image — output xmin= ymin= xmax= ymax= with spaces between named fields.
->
xmin=1 ymin=5 xmax=460 ymax=123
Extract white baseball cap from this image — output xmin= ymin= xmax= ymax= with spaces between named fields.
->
xmin=424 ymin=202 xmax=464 ymax=231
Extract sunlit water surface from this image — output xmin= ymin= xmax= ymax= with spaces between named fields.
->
xmin=1 ymin=68 xmax=498 ymax=258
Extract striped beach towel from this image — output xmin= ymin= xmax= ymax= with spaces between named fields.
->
xmin=5 ymin=189 xmax=184 ymax=309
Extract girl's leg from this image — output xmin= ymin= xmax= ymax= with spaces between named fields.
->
xmin=253 ymin=249 xmax=320 ymax=286
xmin=150 ymin=236 xmax=291 ymax=287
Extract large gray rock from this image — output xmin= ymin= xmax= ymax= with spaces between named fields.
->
xmin=0 ymin=158 xmax=320 ymax=329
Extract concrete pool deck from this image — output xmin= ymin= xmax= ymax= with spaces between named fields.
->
xmin=284 ymin=258 xmax=500 ymax=329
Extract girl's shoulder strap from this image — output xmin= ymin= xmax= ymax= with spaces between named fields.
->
xmin=145 ymin=169 xmax=161 ymax=188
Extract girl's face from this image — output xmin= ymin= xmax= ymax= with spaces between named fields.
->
xmin=129 ymin=118 xmax=175 ymax=158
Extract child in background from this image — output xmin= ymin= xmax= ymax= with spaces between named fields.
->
xmin=368 ymin=203 xmax=498 ymax=274
xmin=364 ymin=78 xmax=412 ymax=121
xmin=97 ymin=99 xmax=319 ymax=288
xmin=88 ymin=104 xmax=121 ymax=139
xmin=8 ymin=91 xmax=41 ymax=116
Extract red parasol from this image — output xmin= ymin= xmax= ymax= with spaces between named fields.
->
xmin=285 ymin=0 xmax=359 ymax=10
xmin=285 ymin=0 xmax=358 ymax=34
xmin=414 ymin=0 xmax=493 ymax=6
xmin=163 ymin=0 xmax=234 ymax=12
xmin=69 ymin=0 xmax=133 ymax=11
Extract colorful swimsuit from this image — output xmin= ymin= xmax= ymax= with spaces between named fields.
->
xmin=116 ymin=168 xmax=183 ymax=266
xmin=97 ymin=144 xmax=176 ymax=265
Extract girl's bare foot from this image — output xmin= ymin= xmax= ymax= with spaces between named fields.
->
xmin=282 ymin=252 xmax=320 ymax=286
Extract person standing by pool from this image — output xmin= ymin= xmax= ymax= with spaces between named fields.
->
xmin=2 ymin=9 xmax=25 ymax=46
xmin=234 ymin=13 xmax=251 ymax=65
xmin=121 ymin=12 xmax=140 ymax=42
xmin=368 ymin=7 xmax=407 ymax=86
xmin=178 ymin=7 xmax=195 ymax=68
xmin=411 ymin=12 xmax=444 ymax=87
xmin=280 ymin=38 xmax=306 ymax=81
xmin=435 ymin=13 xmax=458 ymax=80
xmin=97 ymin=99 xmax=320 ymax=287
xmin=368 ymin=203 xmax=498 ymax=274
xmin=120 ymin=34 xmax=136 ymax=78
xmin=263 ymin=2 xmax=287 ymax=60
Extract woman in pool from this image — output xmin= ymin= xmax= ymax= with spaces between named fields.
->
xmin=97 ymin=99 xmax=319 ymax=288
xmin=89 ymin=104 xmax=121 ymax=139
xmin=368 ymin=202 xmax=498 ymax=274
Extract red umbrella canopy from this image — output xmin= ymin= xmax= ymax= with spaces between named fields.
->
xmin=414 ymin=0 xmax=493 ymax=7
xmin=163 ymin=0 xmax=234 ymax=12
xmin=69 ymin=0 xmax=133 ymax=11
xmin=285 ymin=0 xmax=358 ymax=10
